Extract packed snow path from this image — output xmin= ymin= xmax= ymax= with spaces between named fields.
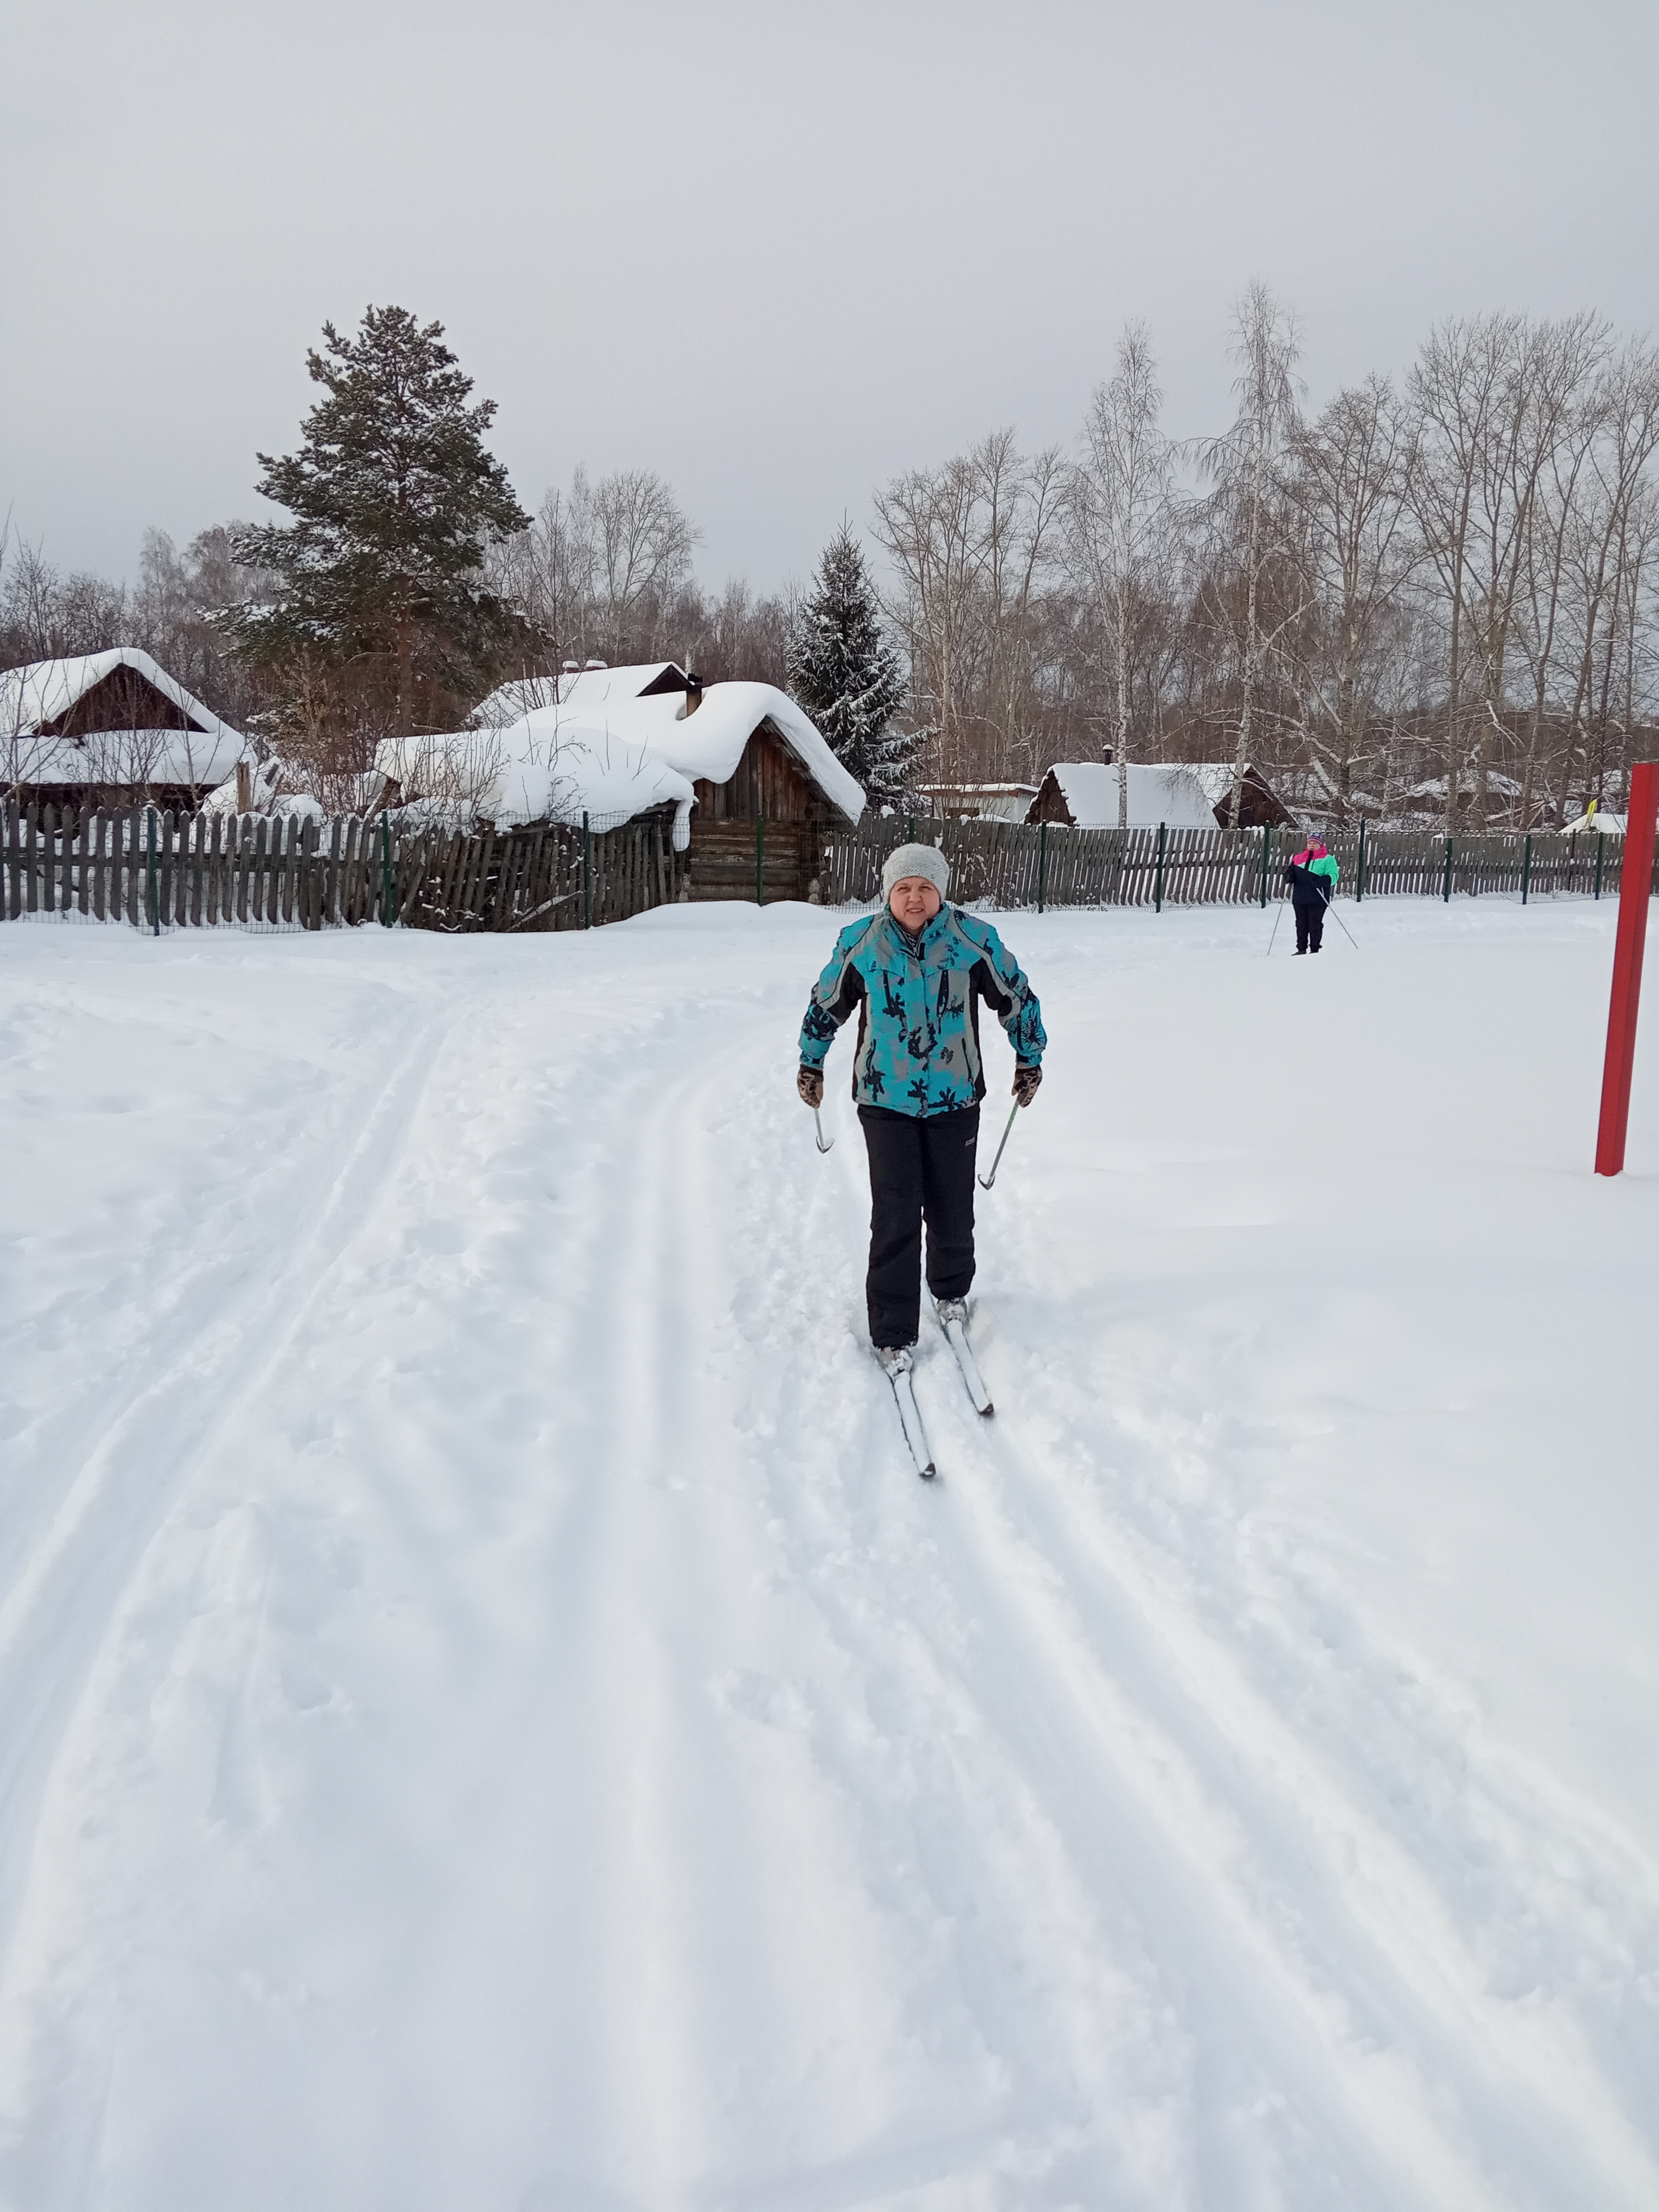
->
xmin=2 ymin=901 xmax=1657 ymax=2211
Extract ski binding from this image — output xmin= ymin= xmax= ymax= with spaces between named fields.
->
xmin=935 ymin=1299 xmax=993 ymax=1416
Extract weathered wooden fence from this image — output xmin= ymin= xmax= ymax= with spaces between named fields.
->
xmin=1 ymin=802 xmax=678 ymax=932
xmin=6 ymin=799 xmax=1653 ymax=932
xmin=820 ymin=815 xmax=1654 ymax=910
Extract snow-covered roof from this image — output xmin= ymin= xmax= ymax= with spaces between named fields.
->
xmin=381 ymin=666 xmax=865 ymax=837
xmin=1 ymin=647 xmax=246 ymax=787
xmin=917 ymin=782 xmax=1038 ymax=798
xmin=1561 ymin=809 xmax=1626 ymax=835
xmin=471 ymin=664 xmax=691 ymax=727
xmin=1038 ymin=762 xmax=1220 ymax=830
xmin=1401 ymin=775 xmax=1525 ymax=804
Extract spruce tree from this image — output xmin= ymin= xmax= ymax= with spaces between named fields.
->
xmin=789 ymin=525 xmax=918 ymax=802
xmin=230 ymin=306 xmax=532 ymax=734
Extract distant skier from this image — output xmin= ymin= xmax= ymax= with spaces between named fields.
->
xmin=1283 ymin=836 xmax=1339 ymax=953
xmin=796 ymin=843 xmax=1046 ymax=1372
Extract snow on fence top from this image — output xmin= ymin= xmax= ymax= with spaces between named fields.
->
xmin=1 ymin=648 xmax=246 ymax=789
xmin=377 ymin=663 xmax=865 ymax=844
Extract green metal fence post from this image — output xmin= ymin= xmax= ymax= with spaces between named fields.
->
xmin=582 ymin=810 xmax=592 ymax=929
xmin=1259 ymin=823 xmax=1270 ymax=907
xmin=756 ymin=812 xmax=765 ymax=908
xmin=1521 ymin=832 xmax=1532 ymax=905
xmin=906 ymin=815 xmax=915 ymax=842
xmin=1442 ymin=835 xmax=1454 ymax=903
xmin=1594 ymin=832 xmax=1605 ymax=900
xmin=1037 ymin=820 xmax=1048 ymax=914
xmin=1154 ymin=821 xmax=1167 ymax=913
xmin=1356 ymin=817 xmax=1367 ymax=903
xmin=146 ymin=805 xmax=159 ymax=936
xmin=380 ymin=810 xmax=394 ymax=926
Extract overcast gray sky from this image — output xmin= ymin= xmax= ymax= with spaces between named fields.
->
xmin=4 ymin=0 xmax=1656 ymax=593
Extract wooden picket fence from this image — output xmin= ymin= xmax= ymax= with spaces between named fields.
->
xmin=1 ymin=801 xmax=678 ymax=932
xmin=820 ymin=815 xmax=1653 ymax=911
xmin=6 ymin=797 xmax=1653 ymax=933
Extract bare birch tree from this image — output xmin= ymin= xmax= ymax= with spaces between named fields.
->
xmin=1194 ymin=284 xmax=1305 ymax=826
xmin=1284 ymin=374 xmax=1419 ymax=815
xmin=874 ymin=430 xmax=1065 ymax=786
xmin=1069 ymin=323 xmax=1176 ymax=824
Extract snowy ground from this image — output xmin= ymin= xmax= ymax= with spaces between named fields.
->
xmin=2 ymin=895 xmax=1656 ymax=2212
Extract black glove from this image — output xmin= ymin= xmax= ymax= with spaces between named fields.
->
xmin=797 ymin=1065 xmax=824 ymax=1109
xmin=1012 ymin=1064 xmax=1042 ymax=1107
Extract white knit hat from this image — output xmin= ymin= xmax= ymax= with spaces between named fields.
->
xmin=881 ymin=842 xmax=950 ymax=899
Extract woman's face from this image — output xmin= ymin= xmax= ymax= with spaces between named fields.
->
xmin=889 ymin=876 xmax=943 ymax=932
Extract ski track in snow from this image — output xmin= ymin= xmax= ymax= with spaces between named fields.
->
xmin=1 ymin=904 xmax=1656 ymax=2210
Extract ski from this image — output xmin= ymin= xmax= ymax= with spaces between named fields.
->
xmin=877 ymin=1347 xmax=936 ymax=1479
xmin=935 ymin=1301 xmax=993 ymax=1416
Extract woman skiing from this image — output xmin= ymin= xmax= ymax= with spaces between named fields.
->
xmin=795 ymin=843 xmax=1045 ymax=1380
xmin=1283 ymin=836 xmax=1339 ymax=953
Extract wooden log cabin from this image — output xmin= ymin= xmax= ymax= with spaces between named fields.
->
xmin=454 ymin=661 xmax=867 ymax=903
xmin=1 ymin=648 xmax=246 ymax=812
xmin=683 ymin=712 xmax=846 ymax=903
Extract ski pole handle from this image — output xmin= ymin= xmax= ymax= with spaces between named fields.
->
xmin=977 ymin=1100 xmax=1020 ymax=1190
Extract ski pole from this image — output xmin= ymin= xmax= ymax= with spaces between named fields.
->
xmin=1326 ymin=895 xmax=1360 ymax=950
xmin=812 ymin=1107 xmax=833 ymax=1154
xmin=1267 ymin=892 xmax=1285 ymax=955
xmin=977 ymin=1100 xmax=1020 ymax=1191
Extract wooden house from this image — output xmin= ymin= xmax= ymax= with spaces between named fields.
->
xmin=384 ymin=662 xmax=865 ymax=902
xmin=1 ymin=649 xmax=245 ymax=812
xmin=1027 ymin=759 xmax=1294 ymax=831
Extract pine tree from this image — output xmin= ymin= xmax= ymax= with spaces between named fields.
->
xmin=230 ymin=306 xmax=532 ymax=735
xmin=789 ymin=525 xmax=918 ymax=802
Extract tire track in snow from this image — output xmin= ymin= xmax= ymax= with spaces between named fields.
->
xmin=0 ymin=1000 xmax=453 ymax=1991
xmin=906 ymin=1335 xmax=1659 ymax=2209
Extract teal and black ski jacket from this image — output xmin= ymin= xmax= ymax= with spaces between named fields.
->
xmin=799 ymin=905 xmax=1045 ymax=1117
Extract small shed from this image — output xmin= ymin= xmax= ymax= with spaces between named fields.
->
xmin=914 ymin=782 xmax=1038 ymax=824
xmin=381 ymin=661 xmax=864 ymax=903
xmin=1 ymin=649 xmax=246 ymax=810
xmin=1027 ymin=759 xmax=1293 ymax=830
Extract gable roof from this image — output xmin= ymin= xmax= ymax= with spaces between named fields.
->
xmin=1 ymin=648 xmax=247 ymax=789
xmin=1 ymin=648 xmax=237 ymax=740
xmin=1037 ymin=762 xmax=1220 ymax=830
xmin=1033 ymin=760 xmax=1295 ymax=830
xmin=470 ymin=662 xmax=697 ymax=728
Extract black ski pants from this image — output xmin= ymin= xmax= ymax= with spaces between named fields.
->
xmin=858 ymin=1102 xmax=980 ymax=1348
xmin=1294 ymin=900 xmax=1325 ymax=953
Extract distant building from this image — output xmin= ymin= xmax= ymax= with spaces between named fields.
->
xmin=1 ymin=649 xmax=246 ymax=811
xmin=1027 ymin=760 xmax=1294 ymax=830
xmin=378 ymin=661 xmax=865 ymax=903
xmin=914 ymin=782 xmax=1038 ymax=824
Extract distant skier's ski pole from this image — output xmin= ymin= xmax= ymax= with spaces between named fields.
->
xmin=812 ymin=1107 xmax=833 ymax=1153
xmin=1324 ymin=891 xmax=1360 ymax=950
xmin=1267 ymin=893 xmax=1285 ymax=955
xmin=977 ymin=1101 xmax=1020 ymax=1190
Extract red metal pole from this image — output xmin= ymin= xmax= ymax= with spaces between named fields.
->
xmin=1594 ymin=761 xmax=1659 ymax=1176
